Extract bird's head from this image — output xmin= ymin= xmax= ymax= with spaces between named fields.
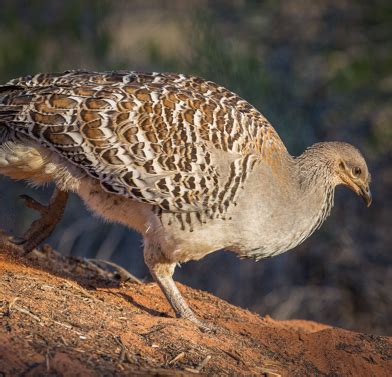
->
xmin=300 ymin=141 xmax=372 ymax=207
xmin=329 ymin=142 xmax=372 ymax=207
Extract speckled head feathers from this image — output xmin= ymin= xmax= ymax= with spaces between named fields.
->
xmin=301 ymin=141 xmax=372 ymax=206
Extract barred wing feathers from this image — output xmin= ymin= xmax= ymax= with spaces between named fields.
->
xmin=0 ymin=70 xmax=285 ymax=213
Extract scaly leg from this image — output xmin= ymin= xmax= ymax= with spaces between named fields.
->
xmin=144 ymin=240 xmax=210 ymax=330
xmin=13 ymin=188 xmax=68 ymax=254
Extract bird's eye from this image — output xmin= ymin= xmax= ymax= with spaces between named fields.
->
xmin=352 ymin=167 xmax=361 ymax=177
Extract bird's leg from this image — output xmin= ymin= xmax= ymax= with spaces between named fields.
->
xmin=144 ymin=241 xmax=210 ymax=331
xmin=13 ymin=188 xmax=68 ymax=254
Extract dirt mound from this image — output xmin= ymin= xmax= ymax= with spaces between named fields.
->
xmin=0 ymin=233 xmax=391 ymax=376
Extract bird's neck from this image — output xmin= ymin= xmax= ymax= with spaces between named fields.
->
xmin=294 ymin=145 xmax=337 ymax=237
xmin=233 ymin=149 xmax=337 ymax=260
xmin=297 ymin=143 xmax=337 ymax=181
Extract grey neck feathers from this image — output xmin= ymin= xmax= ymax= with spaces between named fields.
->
xmin=245 ymin=145 xmax=338 ymax=261
xmin=295 ymin=144 xmax=337 ymax=237
xmin=296 ymin=144 xmax=336 ymax=188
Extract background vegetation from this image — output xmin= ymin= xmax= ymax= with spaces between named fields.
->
xmin=0 ymin=0 xmax=390 ymax=334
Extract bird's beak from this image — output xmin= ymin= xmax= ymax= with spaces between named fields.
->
xmin=342 ymin=177 xmax=372 ymax=207
xmin=359 ymin=184 xmax=372 ymax=207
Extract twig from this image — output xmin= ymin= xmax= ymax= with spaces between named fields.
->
xmin=183 ymin=367 xmax=200 ymax=374
xmin=114 ymin=335 xmax=126 ymax=363
xmin=50 ymin=319 xmax=84 ymax=336
xmin=60 ymin=335 xmax=68 ymax=346
xmin=262 ymin=371 xmax=282 ymax=377
xmin=45 ymin=348 xmax=50 ymax=371
xmin=113 ymin=335 xmax=135 ymax=364
xmin=51 ymin=320 xmax=71 ymax=330
xmin=168 ymin=352 xmax=185 ymax=365
xmin=7 ymin=297 xmax=87 ymax=336
xmin=8 ymin=297 xmax=20 ymax=313
xmin=196 ymin=355 xmax=211 ymax=372
xmin=140 ymin=324 xmax=168 ymax=337
xmin=12 ymin=305 xmax=41 ymax=322
xmin=261 ymin=361 xmax=282 ymax=377
xmin=222 ymin=349 xmax=242 ymax=363
xmin=87 ymin=259 xmax=143 ymax=284
xmin=184 ymin=355 xmax=212 ymax=374
xmin=63 ymin=281 xmax=102 ymax=303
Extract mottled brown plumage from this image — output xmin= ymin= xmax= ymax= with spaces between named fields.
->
xmin=0 ymin=70 xmax=372 ymax=329
xmin=1 ymin=70 xmax=284 ymax=216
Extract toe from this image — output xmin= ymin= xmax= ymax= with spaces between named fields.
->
xmin=8 ymin=236 xmax=27 ymax=245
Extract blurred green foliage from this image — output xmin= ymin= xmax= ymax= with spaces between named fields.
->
xmin=0 ymin=0 xmax=112 ymax=76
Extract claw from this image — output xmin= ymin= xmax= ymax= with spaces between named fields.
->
xmin=0 ymin=230 xmax=25 ymax=254
xmin=17 ymin=188 xmax=69 ymax=254
xmin=194 ymin=319 xmax=217 ymax=333
xmin=8 ymin=236 xmax=27 ymax=245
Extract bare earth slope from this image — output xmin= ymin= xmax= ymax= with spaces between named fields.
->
xmin=0 ymin=231 xmax=391 ymax=376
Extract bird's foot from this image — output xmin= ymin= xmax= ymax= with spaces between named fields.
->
xmin=144 ymin=250 xmax=218 ymax=333
xmin=10 ymin=188 xmax=68 ymax=254
xmin=0 ymin=229 xmax=25 ymax=254
xmin=8 ymin=235 xmax=27 ymax=245
xmin=176 ymin=304 xmax=217 ymax=333
xmin=183 ymin=313 xmax=217 ymax=333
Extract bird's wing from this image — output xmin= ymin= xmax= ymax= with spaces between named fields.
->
xmin=0 ymin=70 xmax=285 ymax=213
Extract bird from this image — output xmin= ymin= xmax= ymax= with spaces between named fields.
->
xmin=0 ymin=70 xmax=372 ymax=329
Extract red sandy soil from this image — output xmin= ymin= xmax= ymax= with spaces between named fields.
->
xmin=0 ymin=232 xmax=391 ymax=376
